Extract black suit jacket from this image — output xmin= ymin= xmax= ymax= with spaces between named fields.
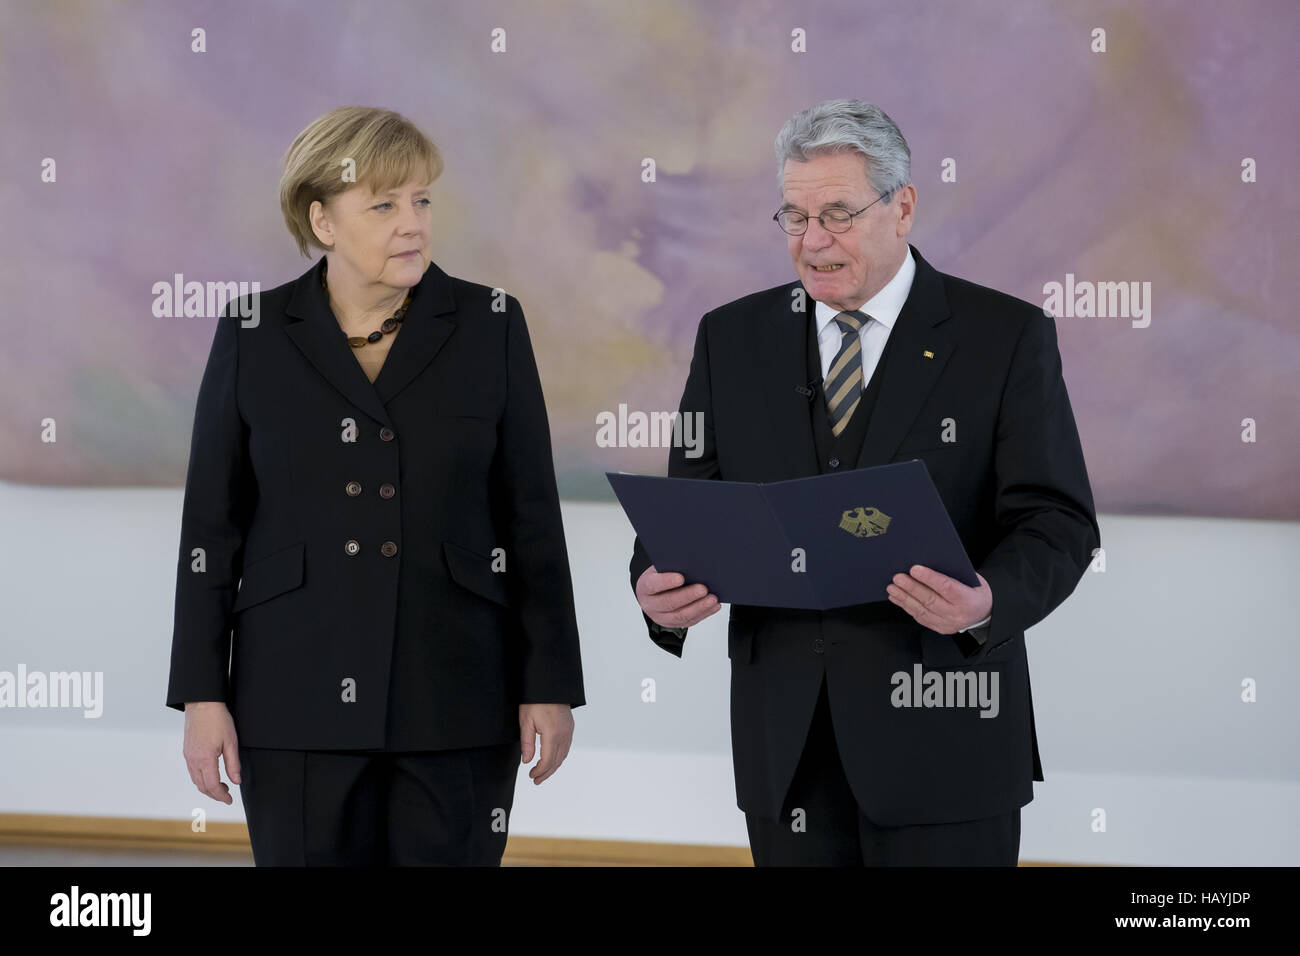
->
xmin=166 ymin=255 xmax=584 ymax=750
xmin=629 ymin=244 xmax=1099 ymax=824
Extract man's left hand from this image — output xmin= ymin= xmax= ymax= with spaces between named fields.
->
xmin=887 ymin=565 xmax=993 ymax=635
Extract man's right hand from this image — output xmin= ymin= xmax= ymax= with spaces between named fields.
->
xmin=183 ymin=701 xmax=241 ymax=805
xmin=636 ymin=565 xmax=721 ymax=629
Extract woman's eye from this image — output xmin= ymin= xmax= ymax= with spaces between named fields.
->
xmin=418 ymin=198 xmax=431 ymax=206
xmin=374 ymin=202 xmax=392 ymax=211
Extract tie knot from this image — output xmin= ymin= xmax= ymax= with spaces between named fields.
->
xmin=835 ymin=310 xmax=869 ymax=336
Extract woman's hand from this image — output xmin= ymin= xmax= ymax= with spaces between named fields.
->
xmin=183 ymin=701 xmax=241 ymax=804
xmin=519 ymin=703 xmax=573 ymax=785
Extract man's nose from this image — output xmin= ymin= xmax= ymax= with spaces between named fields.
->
xmin=802 ymin=219 xmax=835 ymax=249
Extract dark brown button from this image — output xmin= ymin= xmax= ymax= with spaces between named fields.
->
xmin=380 ymin=540 xmax=398 ymax=557
xmin=379 ymin=483 xmax=395 ymax=499
xmin=379 ymin=427 xmax=395 ymax=441
xmin=344 ymin=539 xmax=360 ymax=556
xmin=345 ymin=481 xmax=361 ymax=496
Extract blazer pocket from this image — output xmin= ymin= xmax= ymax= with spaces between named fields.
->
xmin=919 ymin=628 xmax=1019 ymax=669
xmin=442 ymin=540 xmax=512 ymax=607
xmin=232 ymin=543 xmax=304 ymax=613
xmin=432 ymin=411 xmax=497 ymax=422
xmin=892 ymin=441 xmax=956 ymax=460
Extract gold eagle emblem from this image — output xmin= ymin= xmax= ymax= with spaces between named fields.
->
xmin=839 ymin=506 xmax=891 ymax=538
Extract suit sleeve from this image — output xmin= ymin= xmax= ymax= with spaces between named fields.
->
xmin=628 ymin=313 xmax=721 ymax=657
xmin=958 ymin=310 xmax=1101 ymax=659
xmin=165 ymin=307 xmax=256 ymax=711
xmin=495 ymin=297 xmax=586 ymax=706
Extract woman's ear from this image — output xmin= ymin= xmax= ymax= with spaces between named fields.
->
xmin=308 ymin=199 xmax=335 ymax=248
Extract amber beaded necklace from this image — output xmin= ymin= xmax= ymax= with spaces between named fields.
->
xmin=321 ymin=258 xmax=413 ymax=349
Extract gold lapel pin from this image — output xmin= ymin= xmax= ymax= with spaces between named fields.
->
xmin=922 ymin=349 xmax=934 ymax=359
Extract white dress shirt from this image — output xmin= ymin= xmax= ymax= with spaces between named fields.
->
xmin=813 ymin=244 xmax=915 ymax=384
xmin=812 ymin=247 xmax=990 ymax=634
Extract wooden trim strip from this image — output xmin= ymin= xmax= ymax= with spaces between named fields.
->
xmin=0 ymin=814 xmax=1088 ymax=865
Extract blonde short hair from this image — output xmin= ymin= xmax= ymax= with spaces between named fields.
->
xmin=279 ymin=106 xmax=444 ymax=257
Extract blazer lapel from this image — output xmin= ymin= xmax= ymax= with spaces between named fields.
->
xmin=284 ymin=256 xmax=459 ymax=427
xmin=371 ymin=261 xmax=458 ymax=405
xmin=752 ymin=284 xmax=820 ymax=479
xmin=854 ymin=244 xmax=957 ymax=468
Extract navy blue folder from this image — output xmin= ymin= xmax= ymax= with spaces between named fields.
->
xmin=608 ymin=459 xmax=977 ymax=610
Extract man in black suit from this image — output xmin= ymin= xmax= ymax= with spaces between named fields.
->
xmin=629 ymin=99 xmax=1099 ymax=865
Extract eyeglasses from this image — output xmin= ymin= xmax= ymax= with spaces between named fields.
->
xmin=773 ymin=194 xmax=885 ymax=236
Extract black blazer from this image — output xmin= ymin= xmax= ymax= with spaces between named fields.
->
xmin=629 ymin=244 xmax=1100 ymax=825
xmin=166 ymin=256 xmax=584 ymax=751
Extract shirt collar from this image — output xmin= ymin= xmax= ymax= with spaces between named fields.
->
xmin=813 ymin=244 xmax=916 ymax=335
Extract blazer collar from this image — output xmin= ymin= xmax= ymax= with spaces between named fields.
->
xmin=754 ymin=242 xmax=956 ymax=477
xmin=284 ymin=255 xmax=458 ymax=427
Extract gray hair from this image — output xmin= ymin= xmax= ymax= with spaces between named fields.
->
xmin=774 ymin=99 xmax=911 ymax=203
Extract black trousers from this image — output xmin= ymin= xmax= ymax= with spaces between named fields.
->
xmin=745 ymin=676 xmax=1021 ymax=866
xmin=237 ymin=740 xmax=520 ymax=866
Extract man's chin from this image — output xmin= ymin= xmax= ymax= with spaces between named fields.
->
xmin=802 ymin=271 xmax=843 ymax=297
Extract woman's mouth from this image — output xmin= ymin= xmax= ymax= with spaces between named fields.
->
xmin=811 ymin=264 xmax=843 ymax=272
xmin=394 ymin=250 xmax=420 ymax=258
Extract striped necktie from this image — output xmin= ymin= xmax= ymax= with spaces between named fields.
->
xmin=824 ymin=310 xmax=871 ymax=437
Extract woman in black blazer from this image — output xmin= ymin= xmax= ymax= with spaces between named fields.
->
xmin=165 ymin=106 xmax=585 ymax=865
